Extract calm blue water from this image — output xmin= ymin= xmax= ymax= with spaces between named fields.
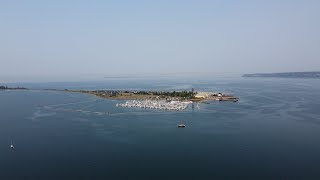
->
xmin=1 ymin=78 xmax=320 ymax=180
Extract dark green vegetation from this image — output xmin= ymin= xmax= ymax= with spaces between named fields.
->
xmin=0 ymin=86 xmax=28 ymax=90
xmin=152 ymin=91 xmax=194 ymax=98
xmin=243 ymin=71 xmax=320 ymax=78
xmin=69 ymin=90 xmax=196 ymax=100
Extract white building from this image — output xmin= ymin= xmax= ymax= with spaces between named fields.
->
xmin=195 ymin=92 xmax=216 ymax=99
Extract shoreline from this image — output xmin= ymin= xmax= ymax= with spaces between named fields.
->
xmin=0 ymin=87 xmax=239 ymax=102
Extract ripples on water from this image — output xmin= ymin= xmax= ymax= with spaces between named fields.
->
xmin=1 ymin=78 xmax=320 ymax=179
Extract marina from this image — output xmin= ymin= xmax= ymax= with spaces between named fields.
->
xmin=116 ymin=100 xmax=193 ymax=111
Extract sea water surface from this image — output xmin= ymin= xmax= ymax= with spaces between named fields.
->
xmin=1 ymin=78 xmax=320 ymax=180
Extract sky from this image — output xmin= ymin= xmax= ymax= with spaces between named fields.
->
xmin=0 ymin=0 xmax=319 ymax=82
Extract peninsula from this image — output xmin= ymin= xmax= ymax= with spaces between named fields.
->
xmin=65 ymin=89 xmax=239 ymax=102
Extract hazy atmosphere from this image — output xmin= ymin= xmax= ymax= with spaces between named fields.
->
xmin=2 ymin=2 xmax=320 ymax=179
xmin=1 ymin=0 xmax=319 ymax=82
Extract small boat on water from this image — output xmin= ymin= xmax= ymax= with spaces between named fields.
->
xmin=10 ymin=141 xmax=14 ymax=149
xmin=178 ymin=121 xmax=186 ymax=128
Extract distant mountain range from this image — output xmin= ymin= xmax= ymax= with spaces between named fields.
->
xmin=242 ymin=71 xmax=320 ymax=78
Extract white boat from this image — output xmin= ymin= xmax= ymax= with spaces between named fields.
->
xmin=178 ymin=121 xmax=186 ymax=128
xmin=10 ymin=140 xmax=14 ymax=149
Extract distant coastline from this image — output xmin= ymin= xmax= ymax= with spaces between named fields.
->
xmin=0 ymin=85 xmax=28 ymax=90
xmin=242 ymin=71 xmax=320 ymax=78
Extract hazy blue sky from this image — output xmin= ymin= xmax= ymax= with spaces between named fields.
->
xmin=0 ymin=0 xmax=319 ymax=82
